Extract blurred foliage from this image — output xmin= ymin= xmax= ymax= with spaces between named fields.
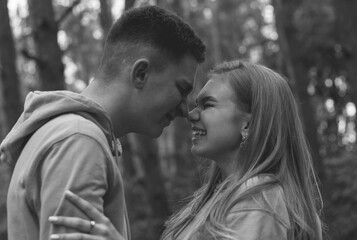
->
xmin=324 ymin=153 xmax=357 ymax=239
xmin=1 ymin=0 xmax=357 ymax=240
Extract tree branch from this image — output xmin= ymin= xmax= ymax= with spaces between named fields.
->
xmin=21 ymin=48 xmax=43 ymax=66
xmin=57 ymin=0 xmax=81 ymax=26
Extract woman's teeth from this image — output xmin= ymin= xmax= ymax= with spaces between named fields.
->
xmin=193 ymin=130 xmax=207 ymax=136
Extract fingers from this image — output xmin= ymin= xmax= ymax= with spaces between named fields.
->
xmin=64 ymin=190 xmax=106 ymax=222
xmin=53 ymin=191 xmax=125 ymax=240
xmin=49 ymin=216 xmax=92 ymax=233
xmin=50 ymin=233 xmax=100 ymax=240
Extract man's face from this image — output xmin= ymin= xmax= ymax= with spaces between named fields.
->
xmin=136 ymin=54 xmax=199 ymax=138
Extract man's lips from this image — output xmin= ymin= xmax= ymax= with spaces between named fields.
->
xmin=166 ymin=113 xmax=175 ymax=121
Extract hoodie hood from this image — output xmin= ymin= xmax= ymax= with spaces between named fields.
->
xmin=0 ymin=91 xmax=116 ymax=166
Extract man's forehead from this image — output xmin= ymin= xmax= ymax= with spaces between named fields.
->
xmin=179 ymin=62 xmax=199 ymax=83
xmin=187 ymin=63 xmax=199 ymax=86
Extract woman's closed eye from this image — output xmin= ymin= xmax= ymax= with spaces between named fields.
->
xmin=203 ymin=103 xmax=214 ymax=109
xmin=192 ymin=102 xmax=213 ymax=110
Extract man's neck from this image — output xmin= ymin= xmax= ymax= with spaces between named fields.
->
xmin=81 ymin=80 xmax=132 ymax=137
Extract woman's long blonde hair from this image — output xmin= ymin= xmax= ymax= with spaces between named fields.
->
xmin=161 ymin=60 xmax=323 ymax=240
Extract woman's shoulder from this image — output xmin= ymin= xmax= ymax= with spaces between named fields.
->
xmin=229 ymin=174 xmax=291 ymax=229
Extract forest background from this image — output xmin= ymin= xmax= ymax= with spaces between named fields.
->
xmin=1 ymin=0 xmax=357 ymax=239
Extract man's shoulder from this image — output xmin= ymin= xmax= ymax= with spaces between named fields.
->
xmin=33 ymin=113 xmax=108 ymax=147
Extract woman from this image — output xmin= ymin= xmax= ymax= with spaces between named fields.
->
xmin=49 ymin=60 xmax=324 ymax=240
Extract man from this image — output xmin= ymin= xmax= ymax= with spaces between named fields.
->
xmin=1 ymin=6 xmax=205 ymax=240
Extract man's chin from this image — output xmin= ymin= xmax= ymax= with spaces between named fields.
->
xmin=141 ymin=126 xmax=164 ymax=139
xmin=151 ymin=128 xmax=164 ymax=138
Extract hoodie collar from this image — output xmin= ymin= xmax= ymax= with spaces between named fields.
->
xmin=0 ymin=91 xmax=120 ymax=166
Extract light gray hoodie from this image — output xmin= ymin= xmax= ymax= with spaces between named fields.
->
xmin=1 ymin=91 xmax=130 ymax=240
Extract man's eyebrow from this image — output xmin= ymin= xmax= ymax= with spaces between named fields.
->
xmin=181 ymin=80 xmax=193 ymax=94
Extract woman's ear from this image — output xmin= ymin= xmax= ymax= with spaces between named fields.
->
xmin=240 ymin=114 xmax=251 ymax=139
xmin=130 ymin=58 xmax=150 ymax=89
xmin=241 ymin=121 xmax=250 ymax=139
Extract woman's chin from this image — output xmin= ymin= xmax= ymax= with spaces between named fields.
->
xmin=191 ymin=145 xmax=206 ymax=158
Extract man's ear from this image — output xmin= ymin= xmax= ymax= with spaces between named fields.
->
xmin=130 ymin=58 xmax=150 ymax=89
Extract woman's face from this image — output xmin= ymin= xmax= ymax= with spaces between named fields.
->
xmin=188 ymin=76 xmax=249 ymax=163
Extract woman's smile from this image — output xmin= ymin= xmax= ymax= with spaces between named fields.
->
xmin=191 ymin=126 xmax=207 ymax=142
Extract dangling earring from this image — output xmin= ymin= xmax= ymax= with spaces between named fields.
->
xmin=240 ymin=134 xmax=247 ymax=148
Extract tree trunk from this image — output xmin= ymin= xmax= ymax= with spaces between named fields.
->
xmin=0 ymin=85 xmax=5 ymax=141
xmin=99 ymin=0 xmax=113 ymax=38
xmin=172 ymin=119 xmax=191 ymax=176
xmin=0 ymin=159 xmax=12 ymax=240
xmin=0 ymin=0 xmax=22 ymax=133
xmin=333 ymin=0 xmax=357 ymax=111
xmin=125 ymin=0 xmax=136 ymax=10
xmin=210 ymin=0 xmax=223 ymax=63
xmin=0 ymin=2 xmax=23 ymax=237
xmin=171 ymin=0 xmax=183 ymax=17
xmin=272 ymin=0 xmax=325 ymax=180
xmin=28 ymin=0 xmax=65 ymax=90
xmin=272 ymin=0 xmax=298 ymax=96
xmin=134 ymin=134 xmax=170 ymax=238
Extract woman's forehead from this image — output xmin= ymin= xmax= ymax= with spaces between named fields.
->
xmin=196 ymin=78 xmax=235 ymax=102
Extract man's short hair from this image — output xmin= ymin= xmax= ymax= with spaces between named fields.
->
xmin=98 ymin=6 xmax=206 ymax=79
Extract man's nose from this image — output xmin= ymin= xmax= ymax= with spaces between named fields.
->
xmin=177 ymin=99 xmax=189 ymax=118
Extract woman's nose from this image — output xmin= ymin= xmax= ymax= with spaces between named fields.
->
xmin=187 ymin=108 xmax=199 ymax=122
